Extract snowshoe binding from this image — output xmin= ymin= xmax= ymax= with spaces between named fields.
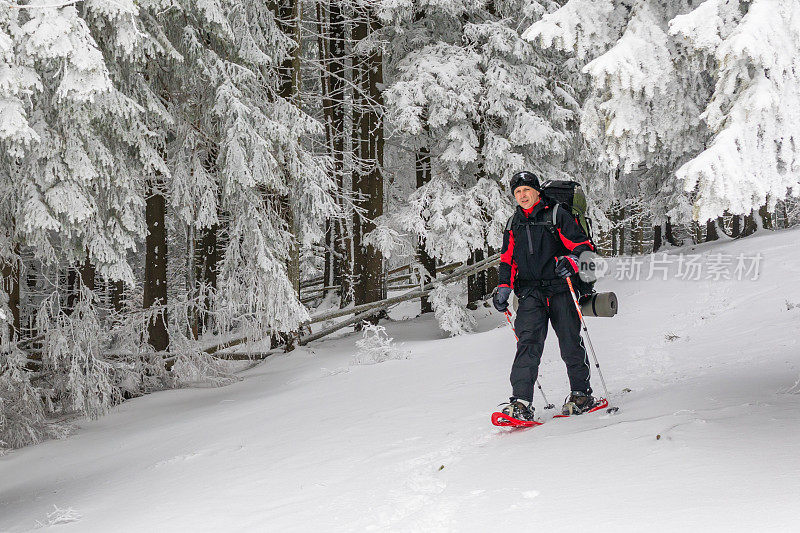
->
xmin=555 ymin=391 xmax=608 ymax=417
xmin=491 ymin=398 xmax=542 ymax=428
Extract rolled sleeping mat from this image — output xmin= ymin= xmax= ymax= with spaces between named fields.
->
xmin=511 ymin=291 xmax=618 ymax=317
xmin=580 ymin=291 xmax=618 ymax=317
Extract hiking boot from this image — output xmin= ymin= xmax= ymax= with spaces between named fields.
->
xmin=561 ymin=391 xmax=597 ymax=415
xmin=501 ymin=398 xmax=535 ymax=421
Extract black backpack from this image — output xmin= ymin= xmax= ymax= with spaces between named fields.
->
xmin=505 ymin=180 xmax=596 ymax=296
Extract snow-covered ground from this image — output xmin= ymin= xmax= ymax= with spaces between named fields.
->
xmin=2 ymin=229 xmax=799 ymax=532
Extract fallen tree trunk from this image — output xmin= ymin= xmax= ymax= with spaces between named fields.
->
xmin=305 ymin=253 xmax=499 ymax=326
xmin=15 ymin=254 xmax=502 ymax=364
xmin=210 ymin=253 xmax=500 ymax=356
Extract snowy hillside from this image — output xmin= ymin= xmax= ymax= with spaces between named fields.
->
xmin=2 ymin=228 xmax=799 ymax=532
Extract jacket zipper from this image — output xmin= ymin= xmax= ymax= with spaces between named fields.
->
xmin=525 ymin=220 xmax=534 ymax=255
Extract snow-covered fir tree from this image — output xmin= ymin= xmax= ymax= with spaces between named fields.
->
xmin=381 ymin=0 xmax=580 ymax=262
xmin=0 ymin=0 xmax=337 ymax=450
xmin=3 ymin=0 xmax=799 ymax=453
xmin=524 ymin=0 xmax=800 ymax=222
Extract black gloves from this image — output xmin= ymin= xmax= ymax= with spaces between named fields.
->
xmin=555 ymin=255 xmax=579 ymax=278
xmin=492 ymin=285 xmax=512 ymax=312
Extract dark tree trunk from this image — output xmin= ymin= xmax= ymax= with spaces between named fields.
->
xmin=329 ymin=0 xmax=349 ymax=307
xmin=611 ymin=206 xmax=618 ymax=256
xmin=485 ymin=244 xmax=499 ymax=294
xmin=652 ymin=223 xmax=663 ymax=253
xmin=716 ymin=217 xmax=729 ymax=238
xmin=144 ymin=180 xmax=169 ymax=355
xmin=780 ymin=201 xmax=789 ymax=228
xmin=277 ymin=0 xmax=301 ymax=298
xmin=759 ymin=203 xmax=774 ymax=230
xmin=352 ymin=6 xmax=384 ymax=314
xmin=618 ymin=206 xmax=626 ymax=255
xmin=323 ymin=220 xmax=333 ymax=293
xmin=317 ymin=0 xmax=333 ymax=296
xmin=110 ymin=280 xmax=125 ymax=313
xmin=665 ymin=217 xmax=680 ymax=246
xmin=65 ymin=257 xmax=93 ymax=314
xmin=467 ymin=249 xmax=486 ymax=307
xmin=66 ymin=267 xmax=78 ymax=314
xmin=705 ymin=218 xmax=718 ymax=241
xmin=631 ymin=205 xmax=644 ymax=255
xmin=468 ymin=126 xmax=488 ymax=304
xmin=743 ymin=210 xmax=758 ymax=236
xmin=80 ymin=259 xmax=95 ymax=292
xmin=1 ymin=245 xmax=20 ymax=341
xmin=195 ymin=223 xmax=218 ymax=334
xmin=317 ymin=0 xmax=348 ymax=301
xmin=416 ymin=147 xmax=435 ymax=314
xmin=730 ymin=213 xmax=741 ymax=238
xmin=191 ymin=147 xmax=220 ymax=336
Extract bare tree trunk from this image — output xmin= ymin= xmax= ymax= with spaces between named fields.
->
xmin=705 ymin=218 xmax=718 ymax=241
xmin=144 ymin=179 xmax=169 ymax=356
xmin=268 ymin=0 xmax=303 ymax=350
xmin=730 ymin=212 xmax=741 ymax=238
xmin=467 ymin=250 xmax=486 ymax=307
xmin=780 ymin=201 xmax=789 ymax=228
xmin=196 ymin=222 xmax=218 ymax=334
xmin=317 ymin=0 xmax=348 ymax=303
xmin=665 ymin=217 xmax=680 ymax=246
xmin=652 ymin=223 xmax=663 ymax=253
xmin=467 ymin=127 xmax=489 ymax=305
xmin=485 ymin=243 xmax=498 ymax=293
xmin=317 ymin=1 xmax=334 ymax=298
xmin=632 ymin=205 xmax=644 ymax=255
xmin=281 ymin=0 xmax=301 ymax=298
xmin=80 ymin=259 xmax=96 ymax=292
xmin=330 ymin=0 xmax=349 ymax=307
xmin=743 ymin=210 xmax=758 ymax=236
xmin=369 ymin=8 xmax=385 ymax=303
xmin=759 ymin=203 xmax=774 ymax=230
xmin=65 ymin=266 xmax=78 ymax=314
xmin=693 ymin=221 xmax=702 ymax=244
xmin=352 ymin=5 xmax=384 ymax=314
xmin=187 ymin=224 xmax=197 ymax=339
xmin=416 ymin=147 xmax=435 ymax=314
xmin=619 ymin=206 xmax=626 ymax=255
xmin=1 ymin=244 xmax=20 ymax=341
xmin=65 ymin=255 xmax=95 ymax=314
xmin=110 ymin=280 xmax=125 ymax=313
xmin=610 ymin=205 xmax=619 ymax=256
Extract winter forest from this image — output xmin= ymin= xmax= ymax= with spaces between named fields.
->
xmin=1 ymin=0 xmax=799 ymax=460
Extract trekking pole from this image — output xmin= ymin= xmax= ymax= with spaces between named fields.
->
xmin=503 ymin=309 xmax=555 ymax=410
xmin=566 ymin=277 xmax=619 ymax=413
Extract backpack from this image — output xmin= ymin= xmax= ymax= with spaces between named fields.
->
xmin=539 ymin=180 xmax=594 ymax=241
xmin=505 ymin=180 xmax=596 ymax=296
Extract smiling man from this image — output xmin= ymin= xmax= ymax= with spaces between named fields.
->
xmin=493 ymin=170 xmax=598 ymax=421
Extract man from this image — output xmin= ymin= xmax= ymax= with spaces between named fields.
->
xmin=493 ymin=170 xmax=597 ymax=421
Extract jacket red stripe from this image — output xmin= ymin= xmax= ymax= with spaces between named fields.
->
xmin=557 ymin=228 xmax=594 ymax=252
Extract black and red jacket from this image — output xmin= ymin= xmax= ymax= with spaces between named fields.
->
xmin=498 ymin=199 xmax=594 ymax=290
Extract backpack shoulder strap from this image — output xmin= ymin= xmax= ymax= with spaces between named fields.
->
xmin=505 ymin=215 xmax=513 ymax=232
xmin=551 ymin=203 xmax=559 ymax=227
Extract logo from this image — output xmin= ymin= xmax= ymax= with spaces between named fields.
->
xmin=577 ymin=251 xmax=608 ymax=282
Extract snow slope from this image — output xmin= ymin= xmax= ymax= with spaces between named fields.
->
xmin=2 ymin=229 xmax=799 ymax=532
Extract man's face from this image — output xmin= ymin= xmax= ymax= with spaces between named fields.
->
xmin=514 ymin=185 xmax=539 ymax=210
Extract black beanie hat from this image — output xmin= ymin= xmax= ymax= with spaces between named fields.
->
xmin=510 ymin=171 xmax=541 ymax=195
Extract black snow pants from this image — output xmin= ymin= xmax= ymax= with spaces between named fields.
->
xmin=510 ymin=284 xmax=591 ymax=402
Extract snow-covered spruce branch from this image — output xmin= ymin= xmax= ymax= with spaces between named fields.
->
xmin=4 ymin=0 xmax=82 ymax=9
